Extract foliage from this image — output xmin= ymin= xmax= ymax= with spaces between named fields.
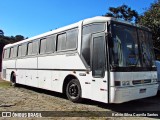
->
xmin=0 ymin=30 xmax=4 ymax=36
xmin=0 ymin=31 xmax=25 ymax=54
xmin=0 ymin=34 xmax=25 ymax=56
xmin=0 ymin=35 xmax=24 ymax=46
xmin=105 ymin=5 xmax=139 ymax=23
xmin=15 ymin=35 xmax=25 ymax=41
xmin=0 ymin=35 xmax=24 ymax=48
xmin=138 ymin=0 xmax=160 ymax=50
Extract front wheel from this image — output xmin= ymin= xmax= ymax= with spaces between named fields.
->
xmin=66 ymin=79 xmax=82 ymax=103
xmin=11 ymin=73 xmax=16 ymax=87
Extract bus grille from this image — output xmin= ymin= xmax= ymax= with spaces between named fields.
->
xmin=132 ymin=79 xmax=151 ymax=85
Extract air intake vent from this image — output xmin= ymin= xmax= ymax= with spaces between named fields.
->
xmin=132 ymin=79 xmax=151 ymax=85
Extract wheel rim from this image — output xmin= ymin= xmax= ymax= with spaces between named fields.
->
xmin=68 ymin=82 xmax=79 ymax=99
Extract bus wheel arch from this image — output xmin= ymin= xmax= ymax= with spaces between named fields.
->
xmin=63 ymin=75 xmax=82 ymax=103
xmin=10 ymin=71 xmax=16 ymax=87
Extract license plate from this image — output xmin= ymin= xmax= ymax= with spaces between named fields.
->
xmin=139 ymin=88 xmax=146 ymax=93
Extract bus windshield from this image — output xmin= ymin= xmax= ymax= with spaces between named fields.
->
xmin=138 ymin=29 xmax=155 ymax=67
xmin=110 ymin=23 xmax=155 ymax=68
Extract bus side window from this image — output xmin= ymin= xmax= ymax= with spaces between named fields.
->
xmin=40 ymin=38 xmax=46 ymax=54
xmin=6 ymin=48 xmax=10 ymax=59
xmin=81 ymin=34 xmax=91 ymax=66
xmin=83 ymin=23 xmax=106 ymax=35
xmin=27 ymin=42 xmax=32 ymax=55
xmin=46 ymin=35 xmax=56 ymax=53
xmin=21 ymin=44 xmax=27 ymax=57
xmin=10 ymin=47 xmax=14 ymax=58
xmin=92 ymin=36 xmax=105 ymax=78
xmin=3 ymin=49 xmax=7 ymax=59
xmin=66 ymin=28 xmax=78 ymax=50
xmin=13 ymin=46 xmax=18 ymax=58
xmin=57 ymin=33 xmax=66 ymax=51
xmin=2 ymin=49 xmax=5 ymax=59
xmin=81 ymin=23 xmax=106 ymax=67
xmin=32 ymin=40 xmax=39 ymax=55
xmin=18 ymin=45 xmax=22 ymax=57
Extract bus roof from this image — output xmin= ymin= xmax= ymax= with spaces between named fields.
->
xmin=4 ymin=16 xmax=150 ymax=49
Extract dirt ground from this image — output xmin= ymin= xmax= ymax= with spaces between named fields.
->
xmin=0 ymin=79 xmax=160 ymax=120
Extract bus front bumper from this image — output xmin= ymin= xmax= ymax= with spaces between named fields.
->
xmin=110 ymin=84 xmax=159 ymax=103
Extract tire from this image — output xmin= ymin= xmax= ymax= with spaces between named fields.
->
xmin=11 ymin=73 xmax=16 ymax=87
xmin=66 ymin=79 xmax=82 ymax=103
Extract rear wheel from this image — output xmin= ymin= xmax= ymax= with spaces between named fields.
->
xmin=66 ymin=79 xmax=82 ymax=103
xmin=11 ymin=73 xmax=16 ymax=87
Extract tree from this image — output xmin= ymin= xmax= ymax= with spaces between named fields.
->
xmin=15 ymin=35 xmax=25 ymax=41
xmin=0 ymin=32 xmax=25 ymax=57
xmin=105 ymin=5 xmax=139 ymax=23
xmin=0 ymin=29 xmax=4 ymax=36
xmin=138 ymin=0 xmax=160 ymax=50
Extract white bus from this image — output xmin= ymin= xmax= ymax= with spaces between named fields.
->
xmin=1 ymin=16 xmax=158 ymax=103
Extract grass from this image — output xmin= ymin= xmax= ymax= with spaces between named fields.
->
xmin=0 ymin=79 xmax=11 ymax=88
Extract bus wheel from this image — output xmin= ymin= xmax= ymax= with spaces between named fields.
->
xmin=66 ymin=79 xmax=82 ymax=103
xmin=11 ymin=73 xmax=16 ymax=87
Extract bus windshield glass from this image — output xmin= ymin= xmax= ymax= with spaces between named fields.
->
xmin=138 ymin=29 xmax=155 ymax=67
xmin=110 ymin=23 xmax=155 ymax=68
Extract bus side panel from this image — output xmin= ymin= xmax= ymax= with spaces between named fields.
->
xmin=38 ymin=70 xmax=53 ymax=90
xmin=76 ymin=71 xmax=92 ymax=99
xmin=37 ymin=53 xmax=92 ymax=96
xmin=25 ymin=70 xmax=38 ymax=87
xmin=16 ymin=57 xmax=38 ymax=86
xmin=2 ymin=59 xmax=16 ymax=81
xmin=38 ymin=53 xmax=85 ymax=70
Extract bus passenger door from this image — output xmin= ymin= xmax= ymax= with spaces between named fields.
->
xmin=91 ymin=33 xmax=108 ymax=103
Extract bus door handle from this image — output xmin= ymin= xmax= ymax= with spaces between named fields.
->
xmin=92 ymin=80 xmax=95 ymax=82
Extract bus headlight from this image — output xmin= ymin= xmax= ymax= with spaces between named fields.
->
xmin=122 ymin=81 xmax=130 ymax=86
xmin=152 ymin=79 xmax=157 ymax=83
